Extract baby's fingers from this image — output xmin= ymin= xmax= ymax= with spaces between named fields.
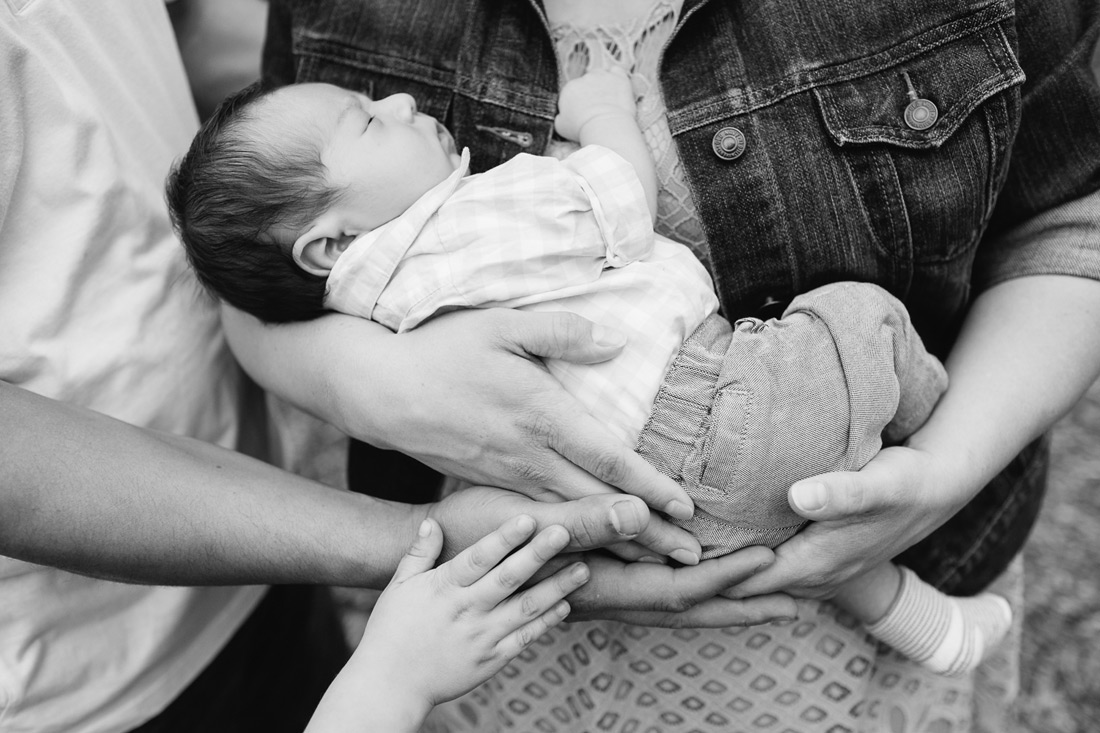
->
xmin=390 ymin=517 xmax=444 ymax=584
xmin=473 ymin=525 xmax=573 ymax=607
xmin=443 ymin=514 xmax=538 ymax=587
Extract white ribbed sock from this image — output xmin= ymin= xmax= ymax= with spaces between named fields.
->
xmin=865 ymin=566 xmax=1013 ymax=677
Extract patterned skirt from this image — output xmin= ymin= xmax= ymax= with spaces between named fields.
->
xmin=426 ymin=557 xmax=1022 ymax=733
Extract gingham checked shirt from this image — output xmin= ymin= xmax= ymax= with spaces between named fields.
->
xmin=326 ymin=146 xmax=719 ymax=445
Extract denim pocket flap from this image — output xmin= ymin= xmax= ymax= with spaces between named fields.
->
xmin=812 ymin=23 xmax=1023 ymax=150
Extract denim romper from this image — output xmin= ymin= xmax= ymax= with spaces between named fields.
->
xmin=641 ymin=283 xmax=947 ymax=559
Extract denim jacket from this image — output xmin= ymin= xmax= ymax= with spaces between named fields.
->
xmin=264 ymin=0 xmax=1100 ymax=595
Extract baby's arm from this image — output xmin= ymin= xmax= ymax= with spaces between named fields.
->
xmin=555 ymin=67 xmax=658 ymax=221
xmin=304 ymin=515 xmax=588 ymax=733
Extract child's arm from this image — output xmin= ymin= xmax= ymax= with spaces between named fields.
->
xmin=304 ymin=515 xmax=589 ymax=733
xmin=555 ymin=67 xmax=658 ymax=222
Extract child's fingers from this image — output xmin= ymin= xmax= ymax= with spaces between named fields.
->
xmin=472 ymin=524 xmax=572 ymax=607
xmin=494 ymin=559 xmax=589 ymax=629
xmin=390 ymin=517 xmax=444 ymax=584
xmin=442 ymin=514 xmax=538 ymax=587
xmin=496 ymin=599 xmax=572 ymax=660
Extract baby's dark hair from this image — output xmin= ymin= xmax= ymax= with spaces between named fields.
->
xmin=166 ymin=81 xmax=341 ymax=323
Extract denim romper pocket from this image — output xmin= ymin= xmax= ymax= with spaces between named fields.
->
xmin=697 ymin=386 xmax=751 ymax=493
xmin=811 ymin=19 xmax=1025 ymax=265
xmin=679 ymin=315 xmax=852 ymax=552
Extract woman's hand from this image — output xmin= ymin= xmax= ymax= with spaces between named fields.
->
xmin=729 ymin=274 xmax=1100 ymax=603
xmin=723 ymin=445 xmax=963 ymax=601
xmin=224 ymin=305 xmax=700 ymax=561
xmin=559 ymin=550 xmax=799 ymax=627
xmin=345 ymin=309 xmax=693 ymax=509
xmin=225 ymin=306 xmax=694 ymax=513
xmin=428 ymin=485 xmax=796 ymax=627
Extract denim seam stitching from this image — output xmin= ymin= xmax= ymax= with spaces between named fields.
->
xmin=665 ymin=2 xmax=1014 ymax=133
xmin=696 ymin=387 xmax=752 ymax=495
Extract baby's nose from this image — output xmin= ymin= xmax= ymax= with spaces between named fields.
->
xmin=391 ymin=93 xmax=417 ymax=121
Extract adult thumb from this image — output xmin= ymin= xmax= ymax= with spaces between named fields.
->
xmin=507 ymin=311 xmax=626 ymax=365
xmin=787 ymin=471 xmax=883 ymax=522
xmin=532 ymin=494 xmax=650 ymax=551
xmin=391 ymin=517 xmax=444 ymax=584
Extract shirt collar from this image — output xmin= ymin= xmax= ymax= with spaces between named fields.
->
xmin=324 ymin=148 xmax=470 ymax=320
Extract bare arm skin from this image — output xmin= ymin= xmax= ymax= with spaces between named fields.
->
xmin=1 ymin=380 xmax=794 ymax=624
xmin=0 ymin=380 xmax=407 ymax=587
xmin=555 ymin=67 xmax=658 ymax=220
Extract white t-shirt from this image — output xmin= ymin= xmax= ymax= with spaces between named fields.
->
xmin=0 ymin=3 xmax=331 ymax=731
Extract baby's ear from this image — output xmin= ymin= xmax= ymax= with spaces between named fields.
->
xmin=291 ymin=225 xmax=356 ymax=276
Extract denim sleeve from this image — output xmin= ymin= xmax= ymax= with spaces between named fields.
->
xmin=974 ymin=4 xmax=1100 ymax=291
xmin=973 ymin=186 xmax=1100 ymax=292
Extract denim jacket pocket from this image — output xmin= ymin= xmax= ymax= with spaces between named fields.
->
xmin=812 ymin=21 xmax=1024 ymax=264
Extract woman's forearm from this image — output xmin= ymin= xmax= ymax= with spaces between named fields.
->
xmin=907 ymin=274 xmax=1100 ymax=496
xmin=221 ymin=306 xmax=390 ymax=441
xmin=0 ymin=381 xmax=416 ymax=587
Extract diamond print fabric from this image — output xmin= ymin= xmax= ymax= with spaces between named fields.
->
xmin=426 ymin=556 xmax=1021 ymax=732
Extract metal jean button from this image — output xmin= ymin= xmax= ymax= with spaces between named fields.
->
xmin=904 ymin=98 xmax=939 ymax=130
xmin=712 ymin=127 xmax=746 ymax=160
xmin=901 ymin=72 xmax=938 ymax=131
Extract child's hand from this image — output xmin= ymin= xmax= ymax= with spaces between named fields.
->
xmin=555 ymin=67 xmax=637 ymax=142
xmin=353 ymin=515 xmax=588 ymax=716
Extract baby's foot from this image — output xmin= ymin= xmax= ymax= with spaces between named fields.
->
xmin=866 ymin=567 xmax=1013 ymax=677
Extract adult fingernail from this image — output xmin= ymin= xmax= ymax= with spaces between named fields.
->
xmin=636 ymin=555 xmax=663 ymax=564
xmin=609 ymin=501 xmax=642 ymax=537
xmin=592 ymin=324 xmax=627 ymax=349
xmin=664 ymin=499 xmax=694 ymax=521
xmin=791 ymin=482 xmax=826 ymax=512
xmin=670 ymin=549 xmax=700 ymax=566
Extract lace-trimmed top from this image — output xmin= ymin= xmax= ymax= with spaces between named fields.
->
xmin=543 ymin=0 xmax=712 ymax=270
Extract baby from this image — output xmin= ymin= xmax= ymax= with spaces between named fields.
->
xmin=166 ymin=71 xmax=1011 ymax=677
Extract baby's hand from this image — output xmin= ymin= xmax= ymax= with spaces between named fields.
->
xmin=555 ymin=67 xmax=637 ymax=142
xmin=355 ymin=515 xmax=588 ymax=713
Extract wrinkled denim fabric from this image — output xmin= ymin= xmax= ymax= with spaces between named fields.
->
xmin=637 ymin=283 xmax=947 ymax=559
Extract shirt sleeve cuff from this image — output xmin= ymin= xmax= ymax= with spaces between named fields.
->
xmin=973 ymin=186 xmax=1100 ymax=293
xmin=561 ymin=145 xmax=655 ymax=267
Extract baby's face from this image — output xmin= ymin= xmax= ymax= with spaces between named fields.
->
xmin=257 ymin=83 xmax=462 ymax=232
